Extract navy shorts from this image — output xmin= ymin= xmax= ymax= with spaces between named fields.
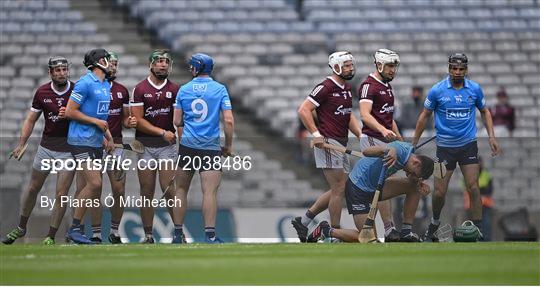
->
xmin=345 ymin=179 xmax=382 ymax=215
xmin=177 ymin=144 xmax=222 ymax=172
xmin=70 ymin=145 xmax=103 ymax=161
xmin=436 ymin=141 xmax=479 ymax=170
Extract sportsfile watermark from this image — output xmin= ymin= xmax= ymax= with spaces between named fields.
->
xmin=40 ymin=154 xmax=253 ymax=174
xmin=40 ymin=195 xmax=182 ymax=210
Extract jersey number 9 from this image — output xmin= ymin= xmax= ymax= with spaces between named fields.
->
xmin=191 ymin=98 xmax=208 ymax=122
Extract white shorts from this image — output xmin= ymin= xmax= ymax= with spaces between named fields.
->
xmin=359 ymin=135 xmax=388 ymax=151
xmin=32 ymin=145 xmax=72 ymax=174
xmin=313 ymin=138 xmax=350 ymax=172
xmin=137 ymin=144 xmax=177 ymax=170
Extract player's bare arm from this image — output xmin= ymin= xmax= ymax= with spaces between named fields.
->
xmin=173 ymin=108 xmax=184 ymax=143
xmin=348 ymin=116 xmax=361 ymax=139
xmin=391 ymin=120 xmax=403 ymax=141
xmin=298 ymin=100 xmax=323 ymax=147
xmin=479 ymin=107 xmax=502 ymax=156
xmin=222 ymin=109 xmax=234 ymax=156
xmin=132 ymin=105 xmax=175 ymax=143
xmin=412 ymin=108 xmax=433 ymax=147
xmin=360 ymin=101 xmax=396 ymax=141
xmin=65 ymin=99 xmax=108 ymax=132
xmin=11 ymin=111 xmax=41 ymax=158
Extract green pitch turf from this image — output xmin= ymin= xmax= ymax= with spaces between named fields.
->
xmin=1 ymin=243 xmax=539 ymax=285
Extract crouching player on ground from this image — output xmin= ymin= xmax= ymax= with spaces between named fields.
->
xmin=307 ymin=141 xmax=434 ymax=243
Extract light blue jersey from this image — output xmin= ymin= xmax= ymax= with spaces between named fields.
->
xmin=349 ymin=141 xmax=413 ymax=192
xmin=424 ymin=76 xmax=486 ymax=147
xmin=175 ymin=77 xmax=232 ymax=150
xmin=68 ymin=71 xmax=111 ymax=148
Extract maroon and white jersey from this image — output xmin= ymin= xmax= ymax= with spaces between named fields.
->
xmin=307 ymin=77 xmax=353 ymax=145
xmin=108 ymin=81 xmax=129 ymax=144
xmin=132 ymin=77 xmax=180 ymax=147
xmin=30 ymin=81 xmax=74 ymax=152
xmin=358 ymin=74 xmax=396 ymax=139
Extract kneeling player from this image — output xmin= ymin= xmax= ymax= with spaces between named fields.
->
xmin=307 ymin=141 xmax=434 ymax=243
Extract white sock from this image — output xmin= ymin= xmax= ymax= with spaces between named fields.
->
xmin=92 ymin=233 xmax=102 ymax=239
xmin=300 ymin=215 xmax=312 ymax=226
xmin=431 ymin=218 xmax=441 ymax=226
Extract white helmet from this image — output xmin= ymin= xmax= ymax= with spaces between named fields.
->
xmin=328 ymin=51 xmax=355 ymax=80
xmin=374 ymin=49 xmax=400 ymax=82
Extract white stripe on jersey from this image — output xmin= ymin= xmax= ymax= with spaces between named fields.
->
xmin=307 ymin=96 xmax=320 ymax=107
xmin=361 ymin=84 xmax=370 ymax=99
xmin=310 ymin=85 xmax=324 ymax=97
xmin=71 ymin=93 xmax=83 ymax=101
xmin=30 ymin=107 xmax=42 ymax=113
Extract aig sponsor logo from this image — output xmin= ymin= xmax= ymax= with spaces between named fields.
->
xmin=446 ymin=108 xmax=470 ymax=120
xmin=97 ymin=101 xmax=110 ymax=115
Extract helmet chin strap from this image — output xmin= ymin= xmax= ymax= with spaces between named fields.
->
xmin=96 ymin=59 xmax=112 ymax=77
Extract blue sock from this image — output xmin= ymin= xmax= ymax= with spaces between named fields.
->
xmin=205 ymin=227 xmax=215 ymax=239
xmin=174 ymin=224 xmax=183 ymax=234
xmin=72 ymin=219 xmax=81 ymax=228
xmin=401 ymin=223 xmax=412 ymax=237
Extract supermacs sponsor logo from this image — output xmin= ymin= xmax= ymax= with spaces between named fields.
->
xmin=47 ymin=112 xmax=61 ymax=123
xmin=109 ymin=107 xmax=122 ymax=116
xmin=379 ymin=103 xmax=394 ymax=114
xmin=145 ymin=106 xmax=170 ymax=118
xmin=334 ymin=105 xmax=352 ymax=115
xmin=446 ymin=108 xmax=470 ymax=120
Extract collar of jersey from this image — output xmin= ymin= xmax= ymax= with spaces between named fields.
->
xmin=50 ymin=81 xmax=71 ymax=96
xmin=326 ymin=76 xmax=345 ymax=89
xmin=87 ymin=70 xmax=101 ymax=82
xmin=147 ymin=76 xmax=168 ymax=90
xmin=446 ymin=76 xmax=469 ymax=89
xmin=193 ymin=77 xmax=213 ymax=82
xmin=368 ymin=73 xmax=388 ymax=87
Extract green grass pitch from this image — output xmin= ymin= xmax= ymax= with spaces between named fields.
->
xmin=1 ymin=243 xmax=539 ymax=285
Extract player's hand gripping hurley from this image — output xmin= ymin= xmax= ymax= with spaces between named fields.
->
xmin=358 ymin=167 xmax=388 ymax=243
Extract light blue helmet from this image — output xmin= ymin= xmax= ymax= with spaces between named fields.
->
xmin=189 ymin=53 xmax=214 ymax=76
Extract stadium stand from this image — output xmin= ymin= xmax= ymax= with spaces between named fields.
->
xmin=0 ymin=0 xmax=324 ymax=225
xmin=0 ymin=0 xmax=538 ymax=240
xmin=118 ymin=0 xmax=539 ymax=212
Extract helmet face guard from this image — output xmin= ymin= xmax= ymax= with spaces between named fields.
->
xmin=83 ymin=48 xmax=112 ymax=77
xmin=107 ymin=52 xmax=119 ymax=81
xmin=48 ymin=56 xmax=70 ymax=86
xmin=448 ymin=53 xmax=468 ymax=83
xmin=374 ymin=49 xmax=400 ymax=83
xmin=328 ymin=51 xmax=355 ymax=80
xmin=149 ymin=49 xmax=173 ymax=80
xmin=189 ymin=53 xmax=214 ymax=77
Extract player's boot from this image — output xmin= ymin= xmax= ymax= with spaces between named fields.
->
xmin=172 ymin=231 xmax=186 ymax=244
xmin=66 ymin=227 xmax=94 ymax=244
xmin=205 ymin=236 xmax=224 ymax=244
xmin=385 ymin=227 xmax=401 ymax=242
xmin=2 ymin=227 xmax=25 ymax=245
xmin=422 ymin=223 xmax=440 ymax=242
xmin=400 ymin=232 xmax=421 ymax=242
xmin=90 ymin=237 xmax=102 ymax=244
xmin=291 ymin=216 xmax=308 ymax=243
xmin=108 ymin=233 xmax=122 ymax=244
xmin=42 ymin=237 xmax=55 ymax=245
xmin=142 ymin=236 xmax=155 ymax=244
xmin=307 ymin=221 xmax=330 ymax=243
